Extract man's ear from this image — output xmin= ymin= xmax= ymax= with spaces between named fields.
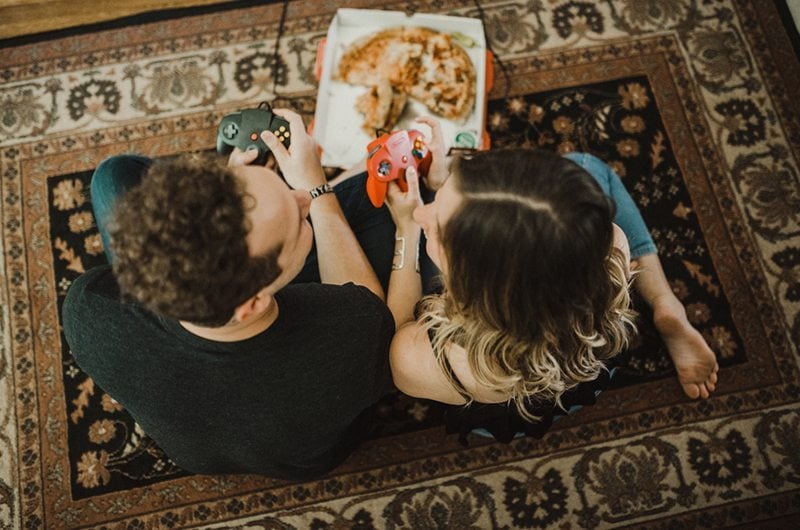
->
xmin=232 ymin=290 xmax=273 ymax=323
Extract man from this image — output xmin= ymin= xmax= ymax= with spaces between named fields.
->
xmin=63 ymin=109 xmax=398 ymax=480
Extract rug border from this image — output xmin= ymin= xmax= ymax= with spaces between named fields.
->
xmin=0 ymin=0 xmax=282 ymax=49
xmin=0 ymin=0 xmax=800 ymax=524
xmin=16 ymin=34 xmax=793 ymax=528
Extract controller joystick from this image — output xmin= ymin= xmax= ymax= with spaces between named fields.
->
xmin=365 ymin=130 xmax=432 ymax=208
xmin=216 ymin=102 xmax=291 ymax=166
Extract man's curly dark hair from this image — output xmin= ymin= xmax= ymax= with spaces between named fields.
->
xmin=109 ymin=153 xmax=283 ymax=327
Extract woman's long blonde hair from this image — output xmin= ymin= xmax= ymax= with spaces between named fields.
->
xmin=417 ymin=149 xmax=637 ymax=421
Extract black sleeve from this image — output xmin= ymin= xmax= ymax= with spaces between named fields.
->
xmin=62 ymin=266 xmax=110 ymax=362
xmin=345 ymin=283 xmax=397 ymax=399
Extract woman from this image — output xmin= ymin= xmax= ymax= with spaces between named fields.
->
xmin=383 ymin=118 xmax=719 ymax=443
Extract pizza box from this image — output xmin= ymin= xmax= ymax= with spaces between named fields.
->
xmin=312 ymin=8 xmax=491 ymax=168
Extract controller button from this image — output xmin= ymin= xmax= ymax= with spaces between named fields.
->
xmin=279 ymin=126 xmax=286 ymax=132
xmin=402 ymin=155 xmax=408 ymax=163
xmin=250 ymin=133 xmax=258 ymax=141
xmin=223 ymin=123 xmax=239 ymax=139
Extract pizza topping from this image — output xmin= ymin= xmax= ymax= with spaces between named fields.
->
xmin=336 ymin=27 xmax=477 ymax=132
xmin=355 ymin=79 xmax=408 ymax=132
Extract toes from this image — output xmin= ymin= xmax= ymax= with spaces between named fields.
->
xmin=683 ymin=383 xmax=701 ymax=399
xmin=699 ymin=383 xmax=710 ymax=399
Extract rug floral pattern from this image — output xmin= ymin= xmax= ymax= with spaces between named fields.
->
xmin=2 ymin=0 xmax=799 ymax=528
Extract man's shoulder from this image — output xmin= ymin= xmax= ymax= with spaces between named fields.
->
xmin=65 ymin=265 xmax=118 ymax=302
xmin=281 ymin=282 xmax=383 ymax=306
xmin=62 ymin=265 xmax=138 ymax=364
xmin=63 ymin=265 xmax=125 ymax=325
xmin=277 ymin=282 xmax=393 ymax=326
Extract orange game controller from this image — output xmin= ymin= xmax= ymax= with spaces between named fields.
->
xmin=365 ymin=130 xmax=432 ymax=207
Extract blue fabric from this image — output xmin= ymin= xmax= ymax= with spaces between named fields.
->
xmin=90 ymin=154 xmax=153 ymax=263
xmin=564 ymin=152 xmax=658 ymax=259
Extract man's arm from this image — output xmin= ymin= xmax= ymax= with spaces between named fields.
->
xmin=263 ymin=109 xmax=384 ymax=299
xmin=306 ymin=191 xmax=384 ymax=299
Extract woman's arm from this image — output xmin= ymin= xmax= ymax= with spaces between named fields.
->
xmin=384 ymin=167 xmax=424 ymax=328
xmin=389 ymin=322 xmax=467 ymax=404
xmin=386 ymin=223 xmax=422 ymax=329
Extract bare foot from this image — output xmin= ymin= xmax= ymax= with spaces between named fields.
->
xmin=652 ymin=294 xmax=719 ymax=399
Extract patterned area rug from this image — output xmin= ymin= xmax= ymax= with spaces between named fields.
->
xmin=2 ymin=0 xmax=800 ymax=528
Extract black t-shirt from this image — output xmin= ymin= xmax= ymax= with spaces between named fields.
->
xmin=63 ymin=265 xmax=395 ymax=480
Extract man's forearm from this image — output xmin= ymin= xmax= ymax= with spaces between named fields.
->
xmin=309 ymin=193 xmax=384 ymax=299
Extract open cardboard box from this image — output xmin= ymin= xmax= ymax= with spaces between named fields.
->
xmin=312 ymin=8 xmax=491 ymax=168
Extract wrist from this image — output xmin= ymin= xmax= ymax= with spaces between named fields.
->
xmin=285 ymin=165 xmax=327 ymax=191
xmin=392 ymin=235 xmax=421 ymax=272
xmin=308 ymin=182 xmax=333 ymax=199
xmin=394 ymin=223 xmax=421 ymax=238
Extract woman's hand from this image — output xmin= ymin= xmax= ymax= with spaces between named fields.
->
xmin=386 ymin=166 xmax=423 ymax=232
xmin=262 ymin=108 xmax=327 ymax=191
xmin=415 ymin=115 xmax=449 ymax=191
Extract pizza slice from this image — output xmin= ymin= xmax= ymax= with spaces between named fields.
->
xmin=355 ymin=79 xmax=408 ymax=134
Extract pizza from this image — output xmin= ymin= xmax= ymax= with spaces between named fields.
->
xmin=355 ymin=79 xmax=408 ymax=133
xmin=336 ymin=27 xmax=476 ymax=132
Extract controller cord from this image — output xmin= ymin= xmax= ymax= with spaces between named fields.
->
xmin=270 ymin=0 xmax=291 ymax=101
xmin=472 ymin=0 xmax=511 ymax=101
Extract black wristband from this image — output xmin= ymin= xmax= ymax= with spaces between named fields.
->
xmin=308 ymin=183 xmax=334 ymax=199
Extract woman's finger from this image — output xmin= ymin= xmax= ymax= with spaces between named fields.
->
xmin=405 ymin=166 xmax=422 ymax=203
xmin=415 ymin=116 xmax=445 ymax=153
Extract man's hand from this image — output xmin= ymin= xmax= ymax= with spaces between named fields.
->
xmin=415 ymin=116 xmax=449 ymax=191
xmin=262 ymin=109 xmax=327 ymax=191
xmin=227 ymin=146 xmax=259 ymax=168
xmin=227 ymin=146 xmax=278 ymax=169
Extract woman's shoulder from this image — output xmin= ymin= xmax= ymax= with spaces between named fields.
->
xmin=389 ymin=322 xmax=434 ymax=375
xmin=443 ymin=343 xmax=509 ymax=404
xmin=389 ymin=322 xmax=466 ymax=405
xmin=390 ymin=323 xmax=507 ymax=405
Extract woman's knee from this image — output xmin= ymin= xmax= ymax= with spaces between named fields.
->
xmin=565 ymin=152 xmax=618 ymax=194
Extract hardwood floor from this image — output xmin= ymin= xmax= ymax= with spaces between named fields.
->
xmin=0 ymin=0 xmax=234 ymax=41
